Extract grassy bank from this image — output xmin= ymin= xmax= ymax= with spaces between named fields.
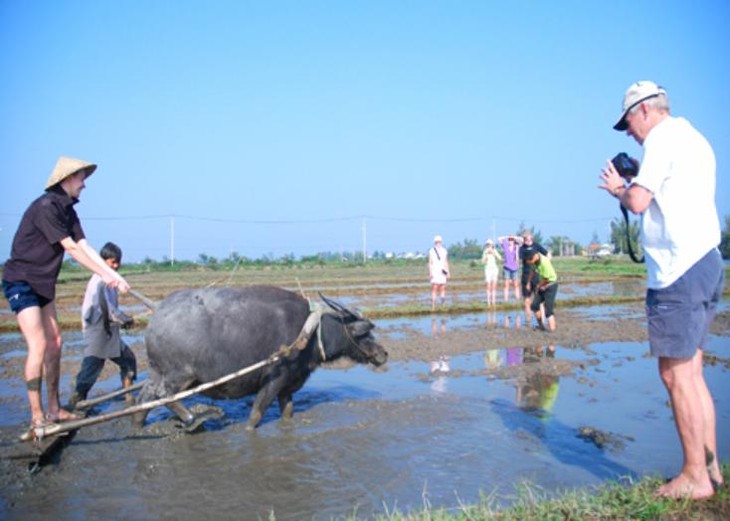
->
xmin=364 ymin=465 xmax=730 ymax=520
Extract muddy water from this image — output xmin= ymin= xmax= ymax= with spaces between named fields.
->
xmin=1 ymin=304 xmax=729 ymax=520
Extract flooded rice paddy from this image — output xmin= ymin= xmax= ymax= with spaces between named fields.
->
xmin=0 ymin=279 xmax=728 ymax=520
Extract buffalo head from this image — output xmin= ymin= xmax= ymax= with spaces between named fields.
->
xmin=320 ymin=294 xmax=388 ymax=366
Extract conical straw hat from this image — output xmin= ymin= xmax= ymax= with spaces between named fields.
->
xmin=45 ymin=156 xmax=97 ymax=190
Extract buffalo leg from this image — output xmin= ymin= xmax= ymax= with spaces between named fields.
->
xmin=247 ymin=384 xmax=282 ymax=430
xmin=132 ymin=380 xmax=160 ymax=427
xmin=167 ymin=401 xmax=195 ymax=426
xmin=278 ymin=394 xmax=294 ymax=420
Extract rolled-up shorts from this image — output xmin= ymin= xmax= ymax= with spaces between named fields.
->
xmin=646 ymin=248 xmax=724 ymax=359
xmin=531 ymin=282 xmax=558 ymax=317
xmin=503 ymin=268 xmax=518 ymax=281
xmin=2 ymin=280 xmax=52 ymax=313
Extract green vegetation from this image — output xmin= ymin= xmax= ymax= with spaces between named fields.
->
xmin=609 ymin=216 xmax=642 ymax=257
xmin=721 ymin=216 xmax=730 ymax=259
xmin=362 ymin=465 xmax=730 ymax=520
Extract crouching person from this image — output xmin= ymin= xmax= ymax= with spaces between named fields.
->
xmin=527 ymin=252 xmax=558 ymax=331
xmin=70 ymin=242 xmax=136 ymax=407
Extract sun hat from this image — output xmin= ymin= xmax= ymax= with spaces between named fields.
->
xmin=45 ymin=156 xmax=97 ymax=190
xmin=433 ymin=235 xmax=443 ymax=243
xmin=613 ymin=81 xmax=667 ymax=131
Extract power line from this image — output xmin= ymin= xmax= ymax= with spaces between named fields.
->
xmin=1 ymin=211 xmax=616 ymax=225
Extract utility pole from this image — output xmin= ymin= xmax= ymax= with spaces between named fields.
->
xmin=362 ymin=218 xmax=367 ymax=264
xmin=170 ymin=215 xmax=175 ymax=266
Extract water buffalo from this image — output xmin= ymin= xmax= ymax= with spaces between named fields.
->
xmin=132 ymin=286 xmax=388 ymax=430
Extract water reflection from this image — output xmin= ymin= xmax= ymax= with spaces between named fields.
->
xmin=504 ymin=313 xmax=523 ymax=330
xmin=430 ymin=317 xmax=449 ymax=393
xmin=484 ymin=307 xmax=524 ymax=331
xmin=517 ymin=345 xmax=559 ymax=420
xmin=483 ymin=346 xmax=524 ymax=368
xmin=483 ymin=345 xmax=559 ymax=419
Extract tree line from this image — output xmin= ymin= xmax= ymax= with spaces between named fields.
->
xmin=43 ymin=216 xmax=730 ymax=269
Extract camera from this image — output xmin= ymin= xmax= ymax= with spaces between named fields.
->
xmin=611 ymin=152 xmax=639 ymax=180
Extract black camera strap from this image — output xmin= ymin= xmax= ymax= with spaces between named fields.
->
xmin=620 ymin=204 xmax=644 ymax=263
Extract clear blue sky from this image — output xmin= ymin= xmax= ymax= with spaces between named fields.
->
xmin=2 ymin=1 xmax=729 ymax=262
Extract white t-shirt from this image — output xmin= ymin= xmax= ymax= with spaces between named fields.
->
xmin=632 ymin=116 xmax=720 ymax=289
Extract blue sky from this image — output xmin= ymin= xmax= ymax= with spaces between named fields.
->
xmin=2 ymin=1 xmax=729 ymax=262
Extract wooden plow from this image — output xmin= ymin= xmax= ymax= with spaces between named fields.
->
xmin=16 ymin=302 xmax=329 ymax=444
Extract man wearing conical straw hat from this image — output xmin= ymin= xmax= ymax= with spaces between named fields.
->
xmin=2 ymin=156 xmax=131 ymax=432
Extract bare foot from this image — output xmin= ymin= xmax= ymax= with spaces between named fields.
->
xmin=31 ymin=415 xmax=55 ymax=428
xmin=656 ymin=473 xmax=715 ymax=500
xmin=46 ymin=408 xmax=80 ymax=422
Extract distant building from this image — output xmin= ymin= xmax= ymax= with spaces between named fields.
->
xmin=586 ymin=243 xmax=612 ymax=259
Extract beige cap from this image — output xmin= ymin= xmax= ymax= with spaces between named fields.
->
xmin=45 ymin=156 xmax=97 ymax=190
xmin=613 ymin=81 xmax=667 ymax=131
xmin=433 ymin=235 xmax=443 ymax=243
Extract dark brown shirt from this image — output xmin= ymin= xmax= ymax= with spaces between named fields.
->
xmin=2 ymin=186 xmax=85 ymax=300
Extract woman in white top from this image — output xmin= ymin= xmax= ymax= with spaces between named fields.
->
xmin=428 ymin=235 xmax=450 ymax=310
xmin=481 ymin=239 xmax=501 ymax=307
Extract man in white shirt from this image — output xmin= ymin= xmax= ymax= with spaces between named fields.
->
xmin=599 ymin=81 xmax=724 ymax=499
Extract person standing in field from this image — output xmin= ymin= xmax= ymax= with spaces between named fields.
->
xmin=519 ymin=229 xmax=549 ymax=324
xmin=525 ymin=252 xmax=558 ymax=332
xmin=70 ymin=242 xmax=136 ymax=408
xmin=497 ymin=234 xmax=521 ymax=303
xmin=428 ymin=235 xmax=450 ymax=310
xmin=599 ymin=80 xmax=724 ymax=499
xmin=2 ymin=157 xmax=131 ymax=431
xmin=480 ymin=239 xmax=501 ymax=307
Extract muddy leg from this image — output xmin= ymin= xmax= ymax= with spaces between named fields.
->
xmin=278 ymin=394 xmax=294 ymax=420
xmin=247 ymin=385 xmax=280 ymax=430
xmin=167 ymin=401 xmax=194 ymax=424
xmin=123 ymin=377 xmax=135 ymax=406
xmin=132 ymin=381 xmax=157 ymax=428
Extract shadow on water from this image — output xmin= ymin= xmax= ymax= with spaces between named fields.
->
xmin=491 ymin=398 xmax=636 ymax=482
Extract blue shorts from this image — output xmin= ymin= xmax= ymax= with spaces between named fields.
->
xmin=2 ymin=280 xmax=52 ymax=313
xmin=503 ymin=268 xmax=518 ymax=281
xmin=646 ymin=249 xmax=724 ymax=359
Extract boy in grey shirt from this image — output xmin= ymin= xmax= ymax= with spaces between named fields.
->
xmin=70 ymin=242 xmax=136 ymax=407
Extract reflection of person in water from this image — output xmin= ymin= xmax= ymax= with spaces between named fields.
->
xmin=484 ymin=348 xmax=503 ymax=369
xmin=516 ymin=345 xmax=559 ymax=418
xmin=506 ymin=347 xmax=522 ymax=366
xmin=431 ymin=316 xmax=446 ymax=337
xmin=503 ymin=313 xmax=523 ymax=330
xmin=429 ymin=317 xmax=449 ymax=392
xmin=485 ymin=306 xmax=497 ymax=329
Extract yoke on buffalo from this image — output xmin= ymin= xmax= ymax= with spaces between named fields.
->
xmin=132 ymin=286 xmax=388 ymax=430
